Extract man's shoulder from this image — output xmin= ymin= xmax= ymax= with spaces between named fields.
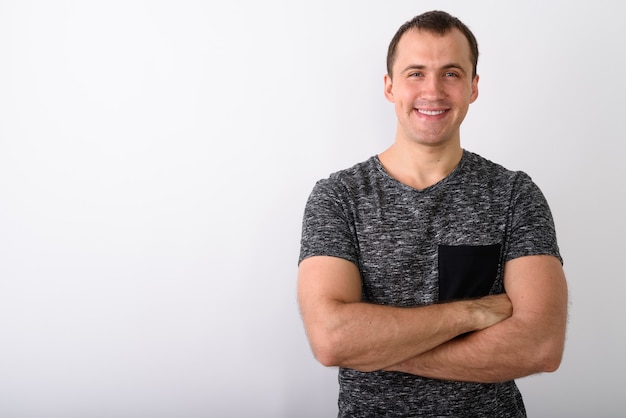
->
xmin=305 ymin=156 xmax=386 ymax=209
xmin=316 ymin=156 xmax=381 ymax=189
xmin=463 ymin=150 xmax=511 ymax=172
xmin=462 ymin=150 xmax=529 ymax=182
xmin=329 ymin=156 xmax=379 ymax=179
xmin=460 ymin=151 xmax=543 ymax=208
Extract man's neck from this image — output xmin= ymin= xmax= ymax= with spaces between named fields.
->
xmin=378 ymin=142 xmax=463 ymax=190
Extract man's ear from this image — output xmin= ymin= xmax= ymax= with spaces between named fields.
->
xmin=384 ymin=74 xmax=395 ymax=103
xmin=469 ymin=74 xmax=479 ymax=103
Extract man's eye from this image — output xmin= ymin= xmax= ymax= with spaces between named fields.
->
xmin=409 ymin=72 xmax=422 ymax=77
xmin=444 ymin=72 xmax=459 ymax=77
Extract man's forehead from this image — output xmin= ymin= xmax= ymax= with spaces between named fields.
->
xmin=398 ymin=27 xmax=468 ymax=50
xmin=395 ymin=28 xmax=472 ymax=66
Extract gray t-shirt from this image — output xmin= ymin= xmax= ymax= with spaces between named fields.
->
xmin=299 ymin=150 xmax=561 ymax=417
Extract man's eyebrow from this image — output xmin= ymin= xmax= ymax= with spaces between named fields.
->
xmin=401 ymin=63 xmax=467 ymax=74
xmin=442 ymin=63 xmax=467 ymax=74
xmin=400 ymin=64 xmax=425 ymax=73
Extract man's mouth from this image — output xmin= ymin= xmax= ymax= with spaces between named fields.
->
xmin=417 ymin=109 xmax=446 ymax=116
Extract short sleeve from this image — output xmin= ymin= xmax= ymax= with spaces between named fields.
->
xmin=505 ymin=172 xmax=562 ymax=264
xmin=298 ymin=179 xmax=360 ymax=266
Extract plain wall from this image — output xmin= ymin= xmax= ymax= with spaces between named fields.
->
xmin=1 ymin=1 xmax=624 ymax=417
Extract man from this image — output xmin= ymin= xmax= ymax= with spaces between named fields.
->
xmin=297 ymin=10 xmax=568 ymax=418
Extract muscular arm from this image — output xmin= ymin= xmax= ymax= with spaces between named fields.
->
xmin=386 ymin=255 xmax=568 ymax=383
xmin=297 ymin=255 xmax=512 ymax=372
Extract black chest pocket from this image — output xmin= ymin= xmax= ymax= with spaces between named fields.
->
xmin=437 ymin=244 xmax=502 ymax=302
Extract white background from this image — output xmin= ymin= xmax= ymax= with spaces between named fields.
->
xmin=1 ymin=1 xmax=624 ymax=417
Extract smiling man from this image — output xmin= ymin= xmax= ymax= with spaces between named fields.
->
xmin=297 ymin=10 xmax=568 ymax=417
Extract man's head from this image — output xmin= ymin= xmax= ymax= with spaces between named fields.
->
xmin=386 ymin=10 xmax=479 ymax=80
xmin=382 ymin=11 xmax=480 ymax=149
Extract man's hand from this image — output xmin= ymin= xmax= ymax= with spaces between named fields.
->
xmin=467 ymin=294 xmax=513 ymax=331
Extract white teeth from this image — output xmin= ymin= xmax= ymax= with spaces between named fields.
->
xmin=418 ymin=109 xmax=446 ymax=116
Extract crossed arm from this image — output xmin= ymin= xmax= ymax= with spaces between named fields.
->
xmin=297 ymin=254 xmax=568 ymax=383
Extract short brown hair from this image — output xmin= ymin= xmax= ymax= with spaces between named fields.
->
xmin=386 ymin=10 xmax=479 ymax=79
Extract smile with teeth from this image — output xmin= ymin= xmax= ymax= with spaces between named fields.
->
xmin=417 ymin=109 xmax=446 ymax=116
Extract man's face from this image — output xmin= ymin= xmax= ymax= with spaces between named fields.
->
xmin=384 ymin=28 xmax=479 ymax=148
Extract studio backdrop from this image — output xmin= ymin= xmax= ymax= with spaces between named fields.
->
xmin=0 ymin=1 xmax=624 ymax=417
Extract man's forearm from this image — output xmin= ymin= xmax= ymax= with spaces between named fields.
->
xmin=309 ymin=295 xmax=512 ymax=372
xmin=385 ymin=315 xmax=563 ymax=383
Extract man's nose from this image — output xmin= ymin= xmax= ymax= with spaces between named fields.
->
xmin=420 ymin=76 xmax=445 ymax=100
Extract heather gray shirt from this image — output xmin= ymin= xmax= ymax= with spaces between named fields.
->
xmin=299 ymin=150 xmax=561 ymax=417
